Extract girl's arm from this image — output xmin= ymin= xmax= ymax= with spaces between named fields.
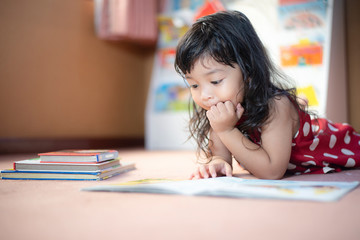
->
xmin=208 ymin=96 xmax=298 ymax=179
xmin=208 ymin=129 xmax=233 ymax=165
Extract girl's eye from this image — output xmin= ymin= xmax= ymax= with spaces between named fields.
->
xmin=190 ymin=84 xmax=198 ymax=89
xmin=211 ymin=79 xmax=223 ymax=85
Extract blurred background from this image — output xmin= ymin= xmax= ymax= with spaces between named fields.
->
xmin=0 ymin=0 xmax=359 ymax=153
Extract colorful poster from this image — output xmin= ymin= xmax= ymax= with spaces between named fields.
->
xmin=278 ymin=0 xmax=328 ymax=68
xmin=276 ymin=0 xmax=332 ymax=114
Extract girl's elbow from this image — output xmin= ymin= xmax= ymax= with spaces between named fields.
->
xmin=257 ymin=159 xmax=288 ymax=179
xmin=253 ymin=168 xmax=286 ymax=180
xmin=262 ymin=173 xmax=284 ymax=180
xmin=255 ymin=174 xmax=283 ymax=180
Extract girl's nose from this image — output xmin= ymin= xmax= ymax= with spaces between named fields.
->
xmin=201 ymin=88 xmax=213 ymax=101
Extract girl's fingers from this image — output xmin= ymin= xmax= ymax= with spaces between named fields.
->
xmin=209 ymin=165 xmax=217 ymax=178
xmin=191 ymin=160 xmax=233 ymax=180
xmin=217 ymin=161 xmax=232 ymax=177
xmin=236 ymin=103 xmax=244 ymax=119
xmin=216 ymin=102 xmax=226 ymax=113
xmin=224 ymin=163 xmax=233 ymax=177
xmin=209 ymin=105 xmax=220 ymax=116
xmin=190 ymin=169 xmax=201 ymax=179
xmin=224 ymin=101 xmax=234 ymax=112
xmin=198 ymin=165 xmax=209 ymax=178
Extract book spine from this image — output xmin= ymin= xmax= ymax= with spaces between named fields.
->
xmin=1 ymin=169 xmax=101 ymax=175
xmin=1 ymin=177 xmax=98 ymax=181
xmin=39 ymin=161 xmax=102 ymax=164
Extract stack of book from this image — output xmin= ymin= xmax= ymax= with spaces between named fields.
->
xmin=0 ymin=150 xmax=135 ymax=181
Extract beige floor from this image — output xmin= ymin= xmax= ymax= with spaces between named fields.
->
xmin=1 ymin=149 xmax=360 ymax=240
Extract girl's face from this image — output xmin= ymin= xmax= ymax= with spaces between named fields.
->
xmin=185 ymin=56 xmax=244 ymax=111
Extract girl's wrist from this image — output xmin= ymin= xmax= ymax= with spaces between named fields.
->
xmin=216 ymin=127 xmax=238 ymax=139
xmin=210 ymin=155 xmax=233 ymax=169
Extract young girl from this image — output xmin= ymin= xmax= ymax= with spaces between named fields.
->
xmin=174 ymin=11 xmax=360 ymax=179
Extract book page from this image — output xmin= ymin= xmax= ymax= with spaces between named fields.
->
xmin=82 ymin=177 xmax=359 ymax=202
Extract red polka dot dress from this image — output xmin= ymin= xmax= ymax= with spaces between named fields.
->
xmin=288 ymin=109 xmax=360 ymax=174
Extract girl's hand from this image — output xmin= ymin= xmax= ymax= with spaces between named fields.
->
xmin=206 ymin=101 xmax=243 ymax=133
xmin=189 ymin=157 xmax=232 ymax=179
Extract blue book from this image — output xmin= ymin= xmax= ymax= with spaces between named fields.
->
xmin=1 ymin=162 xmax=135 ymax=181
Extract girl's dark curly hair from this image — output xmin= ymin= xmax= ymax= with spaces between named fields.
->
xmin=174 ymin=11 xmax=303 ymax=158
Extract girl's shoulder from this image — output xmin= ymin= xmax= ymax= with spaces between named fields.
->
xmin=270 ymin=95 xmax=298 ymax=117
xmin=268 ymin=95 xmax=300 ymax=137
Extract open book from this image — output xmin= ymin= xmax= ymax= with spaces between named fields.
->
xmin=82 ymin=177 xmax=359 ymax=202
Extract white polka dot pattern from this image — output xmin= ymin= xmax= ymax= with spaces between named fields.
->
xmin=303 ymin=122 xmax=310 ymax=136
xmin=243 ymin=97 xmax=360 ymax=175
xmin=301 ymin=160 xmax=316 ymax=166
xmin=341 ymin=148 xmax=354 ymax=155
xmin=344 ymin=131 xmax=351 ymax=144
xmin=294 ymin=131 xmax=299 ymax=139
xmin=323 ymin=166 xmax=335 ymax=173
xmin=309 ymin=138 xmax=319 ymax=151
xmin=288 ymin=111 xmax=360 ymax=175
xmin=287 ymin=163 xmax=296 ymax=170
xmin=323 ymin=153 xmax=338 ymax=159
xmin=329 ymin=135 xmax=336 ymax=149
xmin=345 ymin=158 xmax=356 ymax=167
xmin=312 ymin=124 xmax=319 ymax=133
xmin=328 ymin=123 xmax=339 ymax=132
